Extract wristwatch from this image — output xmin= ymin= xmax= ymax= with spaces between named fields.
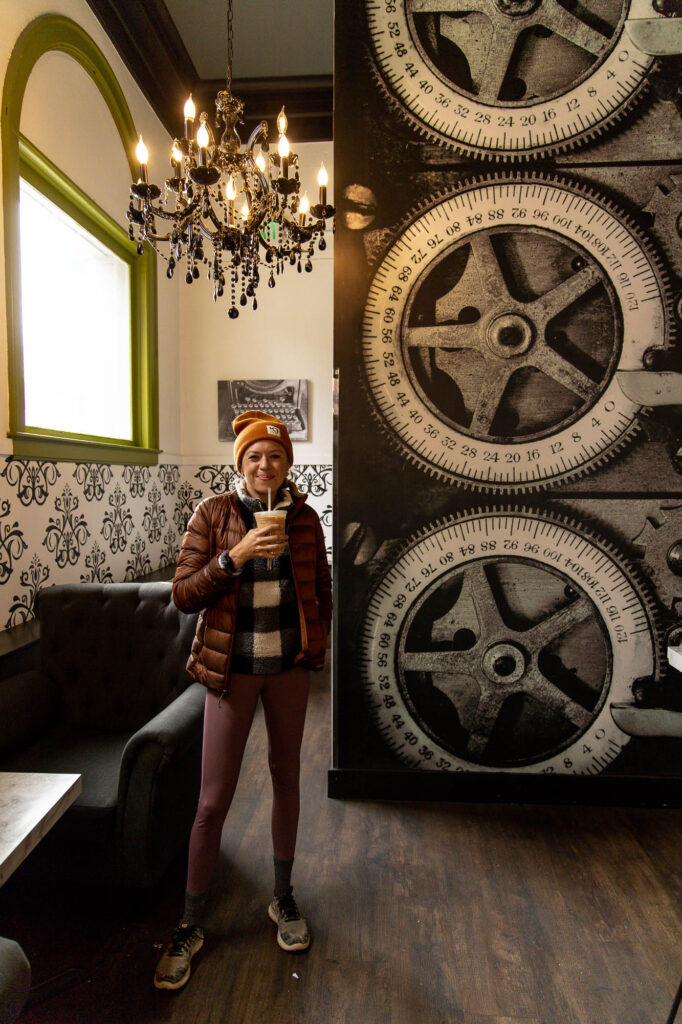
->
xmin=218 ymin=550 xmax=237 ymax=573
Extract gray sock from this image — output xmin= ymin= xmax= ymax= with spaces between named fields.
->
xmin=181 ymin=891 xmax=207 ymax=929
xmin=274 ymin=857 xmax=294 ymax=898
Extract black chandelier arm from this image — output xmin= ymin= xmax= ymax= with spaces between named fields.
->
xmin=141 ymin=228 xmax=175 ymax=244
xmin=279 ymin=215 xmax=321 ymax=245
xmin=255 ymin=228 xmax=279 ymax=257
xmin=246 ymin=120 xmax=269 ymax=151
xmin=156 ymin=195 xmax=203 ymax=228
xmin=130 ymin=186 xmax=203 ymax=229
xmin=198 ymin=198 xmax=227 ymax=234
xmin=196 ymin=221 xmax=225 ymax=246
xmin=243 ymin=182 xmax=278 ymax=225
xmin=310 ymin=202 xmax=335 ymax=220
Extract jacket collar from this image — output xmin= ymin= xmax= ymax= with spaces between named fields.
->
xmin=233 ymin=478 xmax=306 ymax=516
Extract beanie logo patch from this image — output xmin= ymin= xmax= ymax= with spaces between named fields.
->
xmin=266 ymin=425 xmax=281 ymax=436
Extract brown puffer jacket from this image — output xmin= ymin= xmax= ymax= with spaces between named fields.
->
xmin=172 ymin=485 xmax=332 ymax=691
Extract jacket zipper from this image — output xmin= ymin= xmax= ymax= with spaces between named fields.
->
xmin=289 ymin=556 xmax=309 ymax=656
xmin=282 ymin=499 xmax=308 ymax=657
xmin=217 ymin=495 xmax=244 ymax=699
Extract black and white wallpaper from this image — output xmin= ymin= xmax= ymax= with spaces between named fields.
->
xmin=0 ymin=457 xmax=332 ymax=631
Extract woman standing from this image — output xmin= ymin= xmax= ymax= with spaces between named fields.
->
xmin=154 ymin=410 xmax=332 ymax=991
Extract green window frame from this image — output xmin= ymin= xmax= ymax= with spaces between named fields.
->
xmin=2 ymin=15 xmax=158 ymax=465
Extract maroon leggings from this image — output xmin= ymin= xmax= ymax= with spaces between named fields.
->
xmin=186 ymin=666 xmax=310 ymax=895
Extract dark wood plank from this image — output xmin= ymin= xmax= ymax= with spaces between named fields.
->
xmin=2 ymin=664 xmax=681 ymax=1024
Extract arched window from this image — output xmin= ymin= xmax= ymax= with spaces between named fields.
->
xmin=2 ymin=14 xmax=158 ymax=464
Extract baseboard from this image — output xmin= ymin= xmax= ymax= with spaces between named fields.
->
xmin=327 ymin=768 xmax=682 ymax=807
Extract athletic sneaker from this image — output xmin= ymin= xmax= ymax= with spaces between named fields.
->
xmin=153 ymin=923 xmax=204 ymax=990
xmin=268 ymin=886 xmax=311 ymax=951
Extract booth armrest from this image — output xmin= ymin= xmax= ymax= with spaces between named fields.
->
xmin=116 ymin=682 xmax=205 ymax=887
xmin=118 ymin=682 xmax=205 ymax=800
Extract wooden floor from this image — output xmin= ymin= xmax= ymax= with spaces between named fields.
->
xmin=3 ymin=665 xmax=682 ymax=1024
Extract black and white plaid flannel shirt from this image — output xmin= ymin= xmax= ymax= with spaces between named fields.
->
xmin=230 ymin=481 xmax=302 ymax=675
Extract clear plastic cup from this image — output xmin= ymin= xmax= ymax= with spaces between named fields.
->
xmin=254 ymin=509 xmax=288 ymax=567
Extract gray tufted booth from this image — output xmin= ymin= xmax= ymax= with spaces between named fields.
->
xmin=0 ymin=938 xmax=29 ymax=1024
xmin=0 ymin=583 xmax=204 ymax=888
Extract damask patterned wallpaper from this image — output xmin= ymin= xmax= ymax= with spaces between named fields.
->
xmin=0 ymin=457 xmax=332 ymax=632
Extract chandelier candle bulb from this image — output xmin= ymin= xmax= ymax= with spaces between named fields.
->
xmin=196 ymin=122 xmax=209 ymax=166
xmin=183 ymin=94 xmax=195 ymax=137
xmin=318 ymin=163 xmax=328 ymax=206
xmin=299 ymin=193 xmax=309 ymax=227
xmin=136 ymin=135 xmax=149 ymax=184
xmin=278 ymin=134 xmax=289 ymax=179
xmin=170 ymin=142 xmax=183 ymax=174
xmin=277 ymin=107 xmax=288 ymax=136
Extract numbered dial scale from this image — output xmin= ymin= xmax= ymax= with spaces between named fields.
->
xmin=366 ymin=0 xmax=656 ymax=158
xmin=362 ymin=176 xmax=672 ymax=491
xmin=359 ymin=510 xmax=660 ymax=773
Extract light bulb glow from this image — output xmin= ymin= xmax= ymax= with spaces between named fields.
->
xmin=196 ymin=123 xmax=210 ymax=149
xmin=277 ymin=106 xmax=288 ymax=135
xmin=184 ymin=95 xmax=196 ymax=120
xmin=241 ymin=202 xmax=249 ymax=220
xmin=299 ymin=194 xmax=310 ymax=215
xmin=225 ymin=176 xmax=237 ymax=201
xmin=171 ymin=142 xmax=183 ymax=164
xmin=136 ymin=135 xmax=149 ymax=164
xmin=317 ymin=163 xmax=328 ymax=187
xmin=255 ymin=152 xmax=266 ymax=172
xmin=278 ymin=135 xmax=290 ymax=159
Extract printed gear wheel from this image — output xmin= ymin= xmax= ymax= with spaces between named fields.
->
xmin=632 ymin=503 xmax=682 ymax=610
xmin=360 ymin=170 xmax=675 ymax=492
xmin=363 ymin=0 xmax=657 ymax=160
xmin=359 ymin=505 xmax=664 ymax=771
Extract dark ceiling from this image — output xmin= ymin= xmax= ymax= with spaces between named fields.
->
xmin=85 ymin=0 xmax=333 ymax=142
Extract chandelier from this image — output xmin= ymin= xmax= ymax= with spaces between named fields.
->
xmin=127 ymin=0 xmax=334 ymax=318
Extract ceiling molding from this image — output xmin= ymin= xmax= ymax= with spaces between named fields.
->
xmin=194 ymin=76 xmax=333 ymax=144
xmin=84 ymin=0 xmax=332 ymax=142
xmin=84 ymin=0 xmax=197 ymax=136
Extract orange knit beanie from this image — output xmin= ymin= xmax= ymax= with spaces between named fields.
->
xmin=232 ymin=409 xmax=294 ymax=470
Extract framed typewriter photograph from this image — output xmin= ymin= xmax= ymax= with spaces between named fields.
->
xmin=218 ymin=379 xmax=309 ymax=442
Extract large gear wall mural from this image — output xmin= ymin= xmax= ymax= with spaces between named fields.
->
xmin=332 ymin=0 xmax=682 ymax=798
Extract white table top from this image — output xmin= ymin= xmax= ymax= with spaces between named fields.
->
xmin=0 ymin=771 xmax=82 ymax=886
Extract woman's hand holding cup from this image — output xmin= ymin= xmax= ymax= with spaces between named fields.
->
xmin=229 ymin=514 xmax=287 ymax=570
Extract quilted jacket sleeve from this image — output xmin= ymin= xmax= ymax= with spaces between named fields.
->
xmin=314 ymin=514 xmax=332 ymax=628
xmin=172 ymin=498 xmax=236 ymax=613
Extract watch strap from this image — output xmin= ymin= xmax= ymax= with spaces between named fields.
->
xmin=218 ymin=550 xmax=236 ymax=573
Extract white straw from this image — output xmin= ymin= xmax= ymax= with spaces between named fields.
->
xmin=267 ymin=488 xmax=273 ymax=568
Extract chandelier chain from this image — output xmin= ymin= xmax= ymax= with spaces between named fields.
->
xmin=226 ymin=0 xmax=233 ymax=95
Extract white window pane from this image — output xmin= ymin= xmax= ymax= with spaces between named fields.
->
xmin=19 ymin=178 xmax=133 ymax=441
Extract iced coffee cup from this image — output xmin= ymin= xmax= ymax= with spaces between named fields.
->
xmin=254 ymin=509 xmax=288 ymax=567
